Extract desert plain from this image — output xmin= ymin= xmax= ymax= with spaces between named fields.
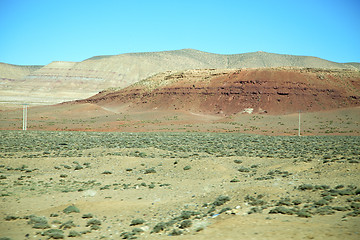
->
xmin=0 ymin=129 xmax=359 ymax=240
xmin=0 ymin=50 xmax=360 ymax=239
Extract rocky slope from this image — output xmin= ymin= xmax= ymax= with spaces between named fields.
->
xmin=81 ymin=68 xmax=360 ymax=115
xmin=1 ymin=49 xmax=359 ymax=105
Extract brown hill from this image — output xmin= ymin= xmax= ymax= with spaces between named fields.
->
xmin=80 ymin=67 xmax=360 ymax=115
xmin=1 ymin=49 xmax=359 ymax=105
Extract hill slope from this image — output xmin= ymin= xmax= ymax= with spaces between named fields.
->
xmin=0 ymin=62 xmax=43 ymax=81
xmin=1 ymin=49 xmax=359 ymax=105
xmin=81 ymin=67 xmax=360 ymax=115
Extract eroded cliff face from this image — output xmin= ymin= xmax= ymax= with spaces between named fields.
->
xmin=81 ymin=68 xmax=360 ymax=115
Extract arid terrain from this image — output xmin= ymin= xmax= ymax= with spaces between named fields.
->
xmin=0 ymin=49 xmax=360 ymax=239
xmin=0 ymin=131 xmax=359 ymax=240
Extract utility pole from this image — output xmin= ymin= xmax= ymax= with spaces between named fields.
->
xmin=298 ymin=110 xmax=301 ymax=136
xmin=22 ymin=104 xmax=28 ymax=131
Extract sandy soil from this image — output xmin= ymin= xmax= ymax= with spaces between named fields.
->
xmin=0 ymin=131 xmax=359 ymax=239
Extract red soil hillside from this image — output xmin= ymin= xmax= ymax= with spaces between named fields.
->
xmin=77 ymin=68 xmax=360 ymax=115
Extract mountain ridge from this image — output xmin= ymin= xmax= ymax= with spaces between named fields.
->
xmin=1 ymin=49 xmax=359 ymax=105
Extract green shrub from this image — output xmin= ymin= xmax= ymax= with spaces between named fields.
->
xmin=86 ymin=219 xmax=101 ymax=227
xmin=63 ymin=205 xmax=80 ymax=214
xmin=130 ymin=218 xmax=145 ymax=226
xmin=4 ymin=216 xmax=18 ymax=221
xmin=169 ymin=229 xmax=183 ymax=236
xmin=298 ymin=184 xmax=314 ymax=191
xmin=82 ymin=213 xmax=93 ymax=218
xmin=238 ymin=167 xmax=250 ymax=173
xmin=151 ymin=222 xmax=167 ymax=233
xmin=144 ymin=168 xmax=156 ymax=174
xmin=297 ymin=210 xmax=312 ymax=218
xmin=213 ymin=195 xmax=230 ymax=206
xmin=179 ymin=220 xmax=192 ymax=229
xmin=183 ymin=165 xmax=191 ymax=170
xmin=60 ymin=220 xmax=75 ymax=229
xmin=42 ymin=229 xmax=64 ymax=239
xmin=68 ymin=230 xmax=81 ymax=237
xmin=269 ymin=206 xmax=295 ymax=215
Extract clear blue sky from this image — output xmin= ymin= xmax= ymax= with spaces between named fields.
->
xmin=0 ymin=0 xmax=359 ymax=65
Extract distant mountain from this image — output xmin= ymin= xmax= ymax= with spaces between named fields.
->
xmin=1 ymin=49 xmax=359 ymax=105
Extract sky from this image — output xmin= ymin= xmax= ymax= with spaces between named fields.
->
xmin=0 ymin=0 xmax=359 ymax=65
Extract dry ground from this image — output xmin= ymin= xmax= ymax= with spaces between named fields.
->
xmin=0 ymin=131 xmax=359 ymax=239
xmin=1 ymin=103 xmax=359 ymax=136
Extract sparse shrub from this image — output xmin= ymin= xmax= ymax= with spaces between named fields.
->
xmin=130 ymin=218 xmax=145 ymax=226
xmin=333 ymin=206 xmax=351 ymax=211
xmin=292 ymin=199 xmax=302 ymax=205
xmin=313 ymin=199 xmax=329 ymax=206
xmin=276 ymin=197 xmax=292 ymax=206
xmin=345 ymin=209 xmax=360 ymax=217
xmin=297 ymin=210 xmax=312 ymax=218
xmin=4 ymin=215 xmax=18 ymax=221
xmin=60 ymin=220 xmax=75 ymax=229
xmin=120 ymin=231 xmax=136 ymax=239
xmin=132 ymin=228 xmax=144 ymax=234
xmin=179 ymin=219 xmax=192 ymax=229
xmin=169 ymin=229 xmax=183 ymax=236
xmin=245 ymin=195 xmax=267 ymax=206
xmin=144 ymin=168 xmax=156 ymax=174
xmin=52 ymin=220 xmax=62 ymax=224
xmin=315 ymin=206 xmax=335 ymax=215
xmin=173 ymin=211 xmax=200 ymax=221
xmin=234 ymin=160 xmax=243 ymax=164
xmin=238 ymin=167 xmax=250 ymax=173
xmin=42 ymin=229 xmax=64 ymax=239
xmin=68 ymin=230 xmax=81 ymax=237
xmin=322 ymin=196 xmax=334 ymax=201
xmin=74 ymin=165 xmax=83 ymax=170
xmin=248 ymin=207 xmax=262 ymax=214
xmin=90 ymin=225 xmax=101 ymax=230
xmin=82 ymin=213 xmax=93 ymax=219
xmin=230 ymin=178 xmax=240 ymax=182
xmin=338 ymin=189 xmax=355 ymax=196
xmin=213 ymin=195 xmax=230 ymax=206
xmin=86 ymin=219 xmax=101 ymax=227
xmin=63 ymin=205 xmax=80 ymax=214
xmin=102 ymin=171 xmax=112 ymax=175
xmin=151 ymin=222 xmax=167 ymax=233
xmin=27 ymin=215 xmax=48 ymax=225
xmin=351 ymin=202 xmax=360 ymax=209
xmin=32 ymin=222 xmax=50 ymax=229
xmin=298 ymin=184 xmax=314 ymax=191
xmin=183 ymin=165 xmax=191 ymax=170
xmin=269 ymin=206 xmax=295 ymax=215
